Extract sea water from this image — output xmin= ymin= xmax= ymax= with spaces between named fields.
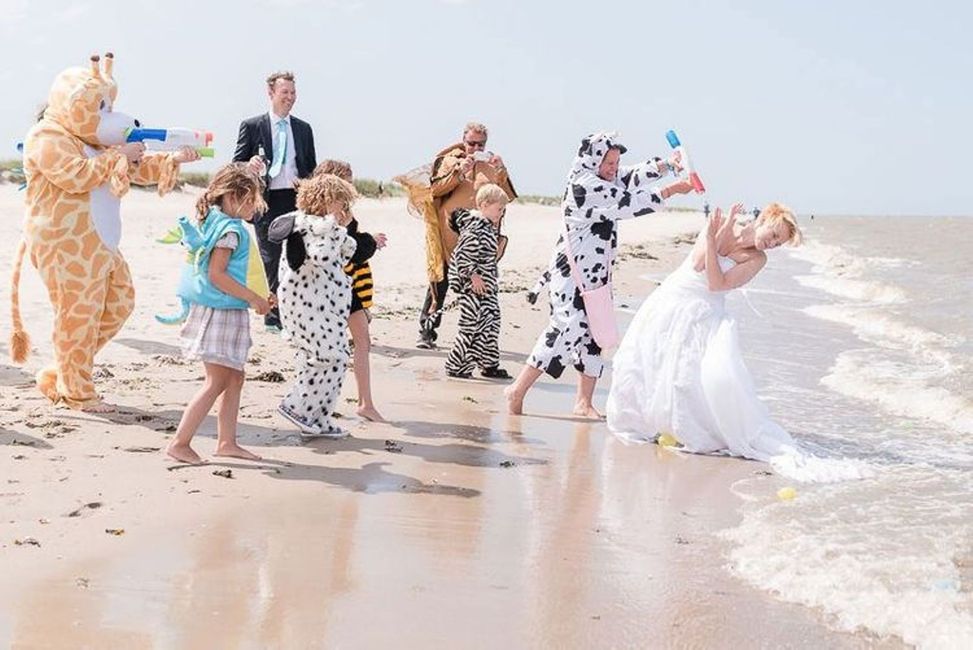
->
xmin=719 ymin=215 xmax=972 ymax=648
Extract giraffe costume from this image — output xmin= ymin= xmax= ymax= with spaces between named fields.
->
xmin=9 ymin=53 xmax=183 ymax=410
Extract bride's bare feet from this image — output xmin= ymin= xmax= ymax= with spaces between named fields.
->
xmin=82 ymin=400 xmax=117 ymax=414
xmin=505 ymin=386 xmax=524 ymax=415
xmin=166 ymin=442 xmax=205 ymax=465
xmin=215 ymin=443 xmax=262 ymax=461
xmin=572 ymin=403 xmax=603 ymax=419
xmin=356 ymin=405 xmax=386 ymax=423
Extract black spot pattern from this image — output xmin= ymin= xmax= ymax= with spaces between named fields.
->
xmin=590 ymin=219 xmax=613 ymax=241
xmin=526 ymin=132 xmax=667 ymax=381
xmin=277 ymin=212 xmax=356 ymax=435
xmin=572 ymin=183 xmax=587 ymax=208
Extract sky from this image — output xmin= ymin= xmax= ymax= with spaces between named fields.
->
xmin=1 ymin=0 xmax=970 ymax=216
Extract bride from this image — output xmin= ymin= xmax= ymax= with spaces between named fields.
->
xmin=606 ymin=203 xmax=865 ymax=482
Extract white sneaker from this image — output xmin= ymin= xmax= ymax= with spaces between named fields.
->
xmin=311 ymin=427 xmax=349 ymax=440
xmin=277 ymin=405 xmax=348 ymax=440
xmin=277 ymin=404 xmax=318 ymax=436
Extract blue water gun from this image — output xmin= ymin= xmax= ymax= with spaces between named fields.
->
xmin=665 ymin=130 xmax=706 ymax=194
xmin=126 ymin=127 xmax=215 ymax=158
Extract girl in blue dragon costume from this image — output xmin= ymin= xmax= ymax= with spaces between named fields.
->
xmin=165 ymin=163 xmax=273 ymax=465
xmin=156 ymin=197 xmax=270 ymax=324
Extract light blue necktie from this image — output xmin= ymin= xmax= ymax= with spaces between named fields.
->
xmin=269 ymin=118 xmax=288 ymax=179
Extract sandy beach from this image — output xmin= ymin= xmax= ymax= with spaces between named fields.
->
xmin=0 ymin=184 xmax=899 ymax=648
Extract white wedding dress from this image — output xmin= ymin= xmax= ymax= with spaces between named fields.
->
xmin=606 ymin=249 xmax=867 ymax=483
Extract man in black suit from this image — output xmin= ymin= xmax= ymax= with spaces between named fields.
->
xmin=233 ymin=70 xmax=317 ymax=330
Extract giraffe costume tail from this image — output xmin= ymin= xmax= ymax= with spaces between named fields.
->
xmin=9 ymin=238 xmax=31 ymax=364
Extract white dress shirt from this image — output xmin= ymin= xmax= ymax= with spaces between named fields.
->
xmin=268 ymin=111 xmax=299 ymax=191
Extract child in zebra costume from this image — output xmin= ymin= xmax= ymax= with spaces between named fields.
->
xmin=444 ymin=184 xmax=511 ymax=379
xmin=268 ymin=174 xmax=358 ymax=439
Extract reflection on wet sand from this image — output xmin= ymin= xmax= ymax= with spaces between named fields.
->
xmin=7 ymin=388 xmax=876 ymax=648
xmin=529 ymin=422 xmax=601 ymax=647
xmin=12 ymin=553 xmax=154 ymax=649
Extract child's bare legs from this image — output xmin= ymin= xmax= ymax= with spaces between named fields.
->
xmin=504 ymin=365 xmax=543 ymax=415
xmin=214 ymin=369 xmax=261 ymax=460
xmin=573 ymin=372 xmax=602 ymax=419
xmin=348 ymin=310 xmax=385 ymax=422
xmin=167 ymin=362 xmax=231 ymax=464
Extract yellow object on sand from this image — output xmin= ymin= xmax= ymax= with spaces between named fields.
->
xmin=777 ymin=486 xmax=797 ymax=501
xmin=657 ymin=432 xmax=679 ymax=447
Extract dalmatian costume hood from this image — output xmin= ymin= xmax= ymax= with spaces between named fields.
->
xmin=9 ymin=53 xmax=182 ymax=409
xmin=524 ymin=132 xmax=671 ymax=380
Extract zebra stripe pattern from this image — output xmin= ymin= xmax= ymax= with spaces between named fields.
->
xmin=445 ymin=209 xmax=502 ymax=374
xmin=445 ymin=292 xmax=501 ymax=375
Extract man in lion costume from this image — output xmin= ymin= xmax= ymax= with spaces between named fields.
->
xmin=395 ymin=121 xmax=515 ymax=349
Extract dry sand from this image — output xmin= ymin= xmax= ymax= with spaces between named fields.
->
xmin=0 ymin=185 xmax=898 ymax=648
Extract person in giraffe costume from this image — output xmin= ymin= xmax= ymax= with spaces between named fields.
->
xmin=8 ymin=52 xmax=200 ymax=412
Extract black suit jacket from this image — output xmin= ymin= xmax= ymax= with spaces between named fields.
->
xmin=232 ymin=113 xmax=317 ymax=192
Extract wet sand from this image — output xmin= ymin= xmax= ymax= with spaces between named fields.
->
xmin=0 ymin=185 xmax=895 ymax=648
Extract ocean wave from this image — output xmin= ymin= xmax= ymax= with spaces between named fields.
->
xmin=795 ymin=274 xmax=908 ymax=304
xmin=790 ymin=242 xmax=911 ymax=304
xmin=803 ymin=304 xmax=960 ymax=366
xmin=729 ymin=230 xmax=973 ymax=647
xmin=821 ymin=350 xmax=973 ymax=437
xmin=723 ymin=468 xmax=973 ymax=649
xmin=866 ymin=255 xmax=920 ymax=269
xmin=790 ymin=241 xmax=917 ymax=272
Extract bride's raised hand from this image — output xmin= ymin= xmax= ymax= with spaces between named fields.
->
xmin=707 ymin=207 xmax=723 ymax=241
xmin=718 ymin=203 xmax=741 ymax=241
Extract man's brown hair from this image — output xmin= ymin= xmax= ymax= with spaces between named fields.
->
xmin=266 ymin=71 xmax=295 ymax=88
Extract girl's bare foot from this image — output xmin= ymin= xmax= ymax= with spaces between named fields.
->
xmin=505 ymin=386 xmax=524 ymax=415
xmin=215 ymin=443 xmax=262 ymax=461
xmin=356 ymin=405 xmax=387 ymax=423
xmin=572 ymin=403 xmax=603 ymax=419
xmin=166 ymin=442 xmax=205 ymax=465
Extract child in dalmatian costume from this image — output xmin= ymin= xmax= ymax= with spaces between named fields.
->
xmin=505 ymin=132 xmax=695 ymax=417
xmin=269 ymin=174 xmax=358 ymax=438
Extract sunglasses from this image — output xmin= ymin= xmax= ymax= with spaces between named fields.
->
xmin=464 ymin=140 xmax=487 ymax=149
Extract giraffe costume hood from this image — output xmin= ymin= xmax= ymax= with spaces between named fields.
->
xmin=9 ymin=52 xmax=183 ymax=409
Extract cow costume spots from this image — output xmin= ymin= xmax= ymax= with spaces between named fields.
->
xmin=444 ymin=208 xmax=504 ymax=377
xmin=526 ymin=132 xmax=671 ymax=379
xmin=269 ymin=179 xmax=358 ymax=438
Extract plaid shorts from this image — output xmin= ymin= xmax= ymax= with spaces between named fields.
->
xmin=180 ymin=305 xmax=251 ymax=371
